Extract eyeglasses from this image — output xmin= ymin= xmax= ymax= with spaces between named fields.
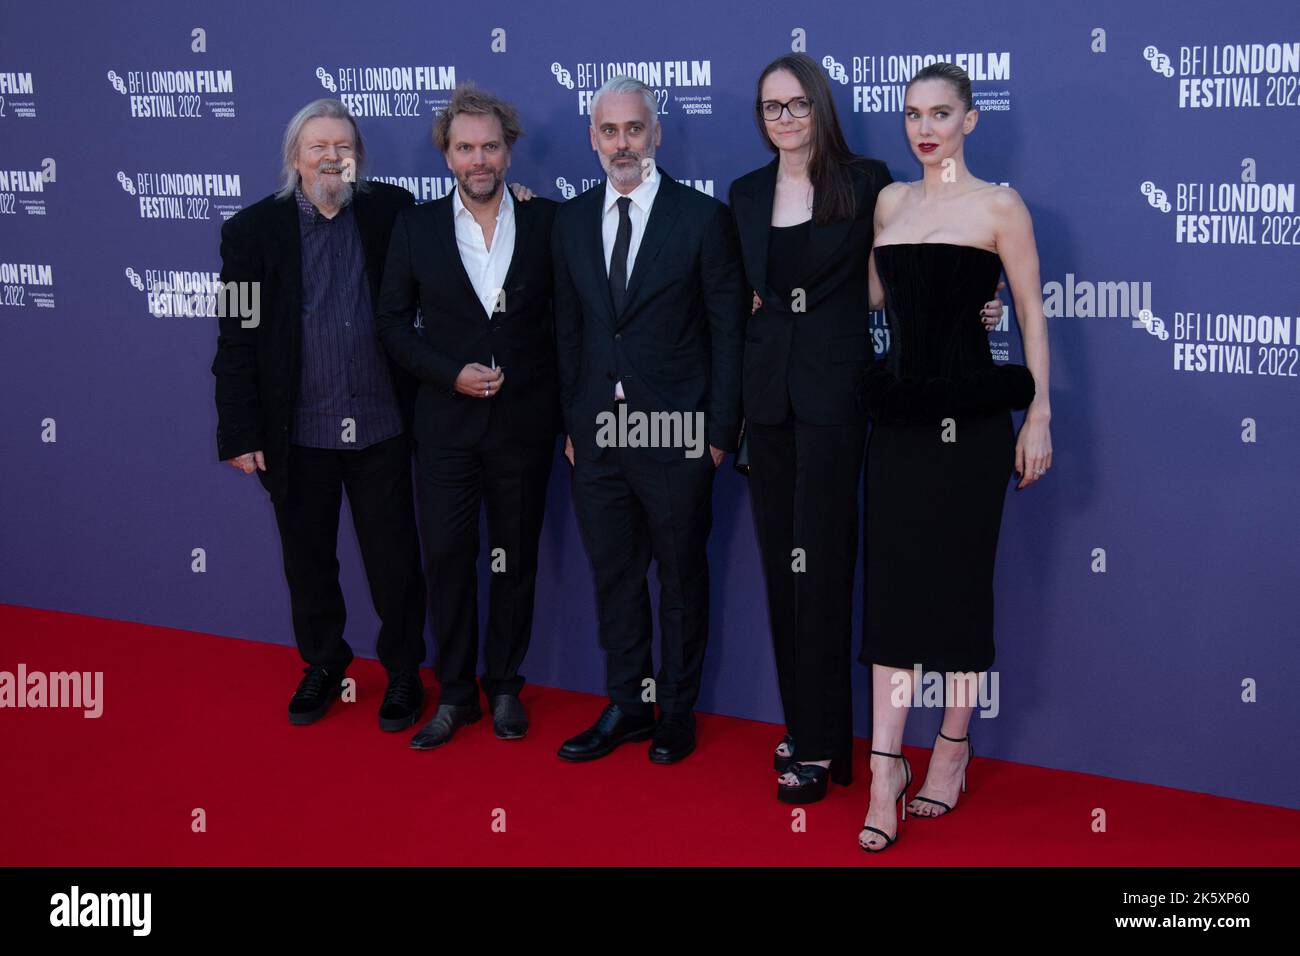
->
xmin=759 ymin=97 xmax=812 ymax=121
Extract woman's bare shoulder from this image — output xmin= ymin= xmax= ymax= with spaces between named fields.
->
xmin=875 ymin=180 xmax=911 ymax=216
xmin=879 ymin=180 xmax=911 ymax=201
xmin=983 ymin=183 xmax=1029 ymax=218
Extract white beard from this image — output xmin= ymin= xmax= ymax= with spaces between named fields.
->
xmin=306 ymin=174 xmax=353 ymax=209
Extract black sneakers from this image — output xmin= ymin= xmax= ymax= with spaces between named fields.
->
xmin=379 ymin=669 xmax=425 ymax=732
xmin=289 ymin=664 xmax=426 ymax=730
xmin=288 ymin=664 xmax=348 ymax=726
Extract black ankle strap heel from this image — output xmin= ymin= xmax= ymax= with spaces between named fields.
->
xmin=859 ymin=749 xmax=912 ymax=853
xmin=909 ymin=731 xmax=975 ymax=818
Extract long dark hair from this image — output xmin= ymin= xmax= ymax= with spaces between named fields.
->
xmin=754 ymin=52 xmax=862 ymax=225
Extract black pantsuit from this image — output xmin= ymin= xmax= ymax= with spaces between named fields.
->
xmin=746 ymin=417 xmax=867 ymax=764
xmin=273 ymin=435 xmax=427 ymax=673
xmin=729 ymin=157 xmax=894 ymax=771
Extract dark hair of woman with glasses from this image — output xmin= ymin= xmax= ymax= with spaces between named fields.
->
xmin=749 ymin=53 xmax=861 ymax=227
xmin=727 ymin=52 xmax=1003 ymax=807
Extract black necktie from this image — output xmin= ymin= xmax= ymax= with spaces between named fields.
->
xmin=608 ymin=196 xmax=632 ymax=315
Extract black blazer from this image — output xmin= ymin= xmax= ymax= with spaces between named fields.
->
xmin=375 ymin=193 xmax=561 ymax=449
xmin=729 ymin=157 xmax=893 ymax=426
xmin=552 ymin=170 xmax=747 ymax=462
xmin=212 ymin=181 xmax=418 ymax=503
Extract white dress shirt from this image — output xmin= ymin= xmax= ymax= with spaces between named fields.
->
xmin=601 ymin=164 xmax=660 ymax=399
xmin=453 ymin=185 xmax=515 ymax=367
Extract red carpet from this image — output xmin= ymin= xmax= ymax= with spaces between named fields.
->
xmin=1 ymin=604 xmax=1295 ymax=866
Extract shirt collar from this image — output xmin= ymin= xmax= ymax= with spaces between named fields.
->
xmin=603 ymin=163 xmax=660 ymax=216
xmin=453 ymin=183 xmax=513 ymax=223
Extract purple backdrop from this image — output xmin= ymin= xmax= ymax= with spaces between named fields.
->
xmin=1 ymin=0 xmax=1298 ymax=809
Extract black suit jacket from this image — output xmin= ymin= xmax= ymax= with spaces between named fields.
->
xmin=729 ymin=157 xmax=893 ymax=426
xmin=375 ymin=193 xmax=561 ymax=449
xmin=211 ymin=181 xmax=418 ymax=503
xmin=552 ymin=170 xmax=746 ymax=462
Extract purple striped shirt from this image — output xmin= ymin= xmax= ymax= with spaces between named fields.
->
xmin=291 ymin=186 xmax=403 ymax=450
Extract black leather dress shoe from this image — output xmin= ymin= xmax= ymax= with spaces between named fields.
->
xmin=409 ymin=703 xmax=482 ymax=750
xmin=649 ymin=711 xmax=696 ymax=764
xmin=378 ymin=669 xmax=424 ymax=732
xmin=490 ymin=694 xmax=529 ymax=739
xmin=557 ymin=703 xmax=655 ymax=761
xmin=288 ymin=664 xmax=348 ymax=726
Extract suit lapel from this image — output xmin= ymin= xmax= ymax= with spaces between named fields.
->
xmin=275 ymin=194 xmax=303 ymax=328
xmin=432 ymin=194 xmax=482 ymax=310
xmin=800 ymin=166 xmax=863 ymax=286
xmin=619 ymin=168 xmax=683 ymax=324
xmin=351 ymin=189 xmax=382 ymax=301
xmin=582 ymin=186 xmax=617 ymax=325
xmin=500 ymin=193 xmax=531 ymax=293
xmin=733 ymin=158 xmax=777 ymax=299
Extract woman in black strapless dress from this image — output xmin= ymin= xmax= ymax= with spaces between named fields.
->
xmin=864 ymin=242 xmax=1027 ymax=673
xmin=855 ymin=63 xmax=1053 ymax=853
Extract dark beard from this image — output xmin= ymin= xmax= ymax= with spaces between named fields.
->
xmin=459 ymin=170 xmax=503 ymax=203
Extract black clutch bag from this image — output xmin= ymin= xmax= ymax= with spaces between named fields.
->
xmin=733 ymin=420 xmax=749 ymax=475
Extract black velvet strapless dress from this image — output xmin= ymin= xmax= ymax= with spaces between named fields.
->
xmin=859 ymin=243 xmax=1035 ymax=673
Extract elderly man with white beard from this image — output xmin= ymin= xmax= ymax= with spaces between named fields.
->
xmin=212 ymin=98 xmax=429 ymax=732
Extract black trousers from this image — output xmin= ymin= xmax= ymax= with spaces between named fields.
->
xmin=570 ymin=438 xmax=717 ymax=717
xmin=746 ymin=416 xmax=868 ymax=769
xmin=415 ymin=404 xmax=556 ymax=706
xmin=272 ymin=434 xmax=427 ymax=675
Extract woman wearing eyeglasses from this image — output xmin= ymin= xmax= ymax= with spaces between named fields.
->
xmin=728 ymin=53 xmax=1002 ymax=803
